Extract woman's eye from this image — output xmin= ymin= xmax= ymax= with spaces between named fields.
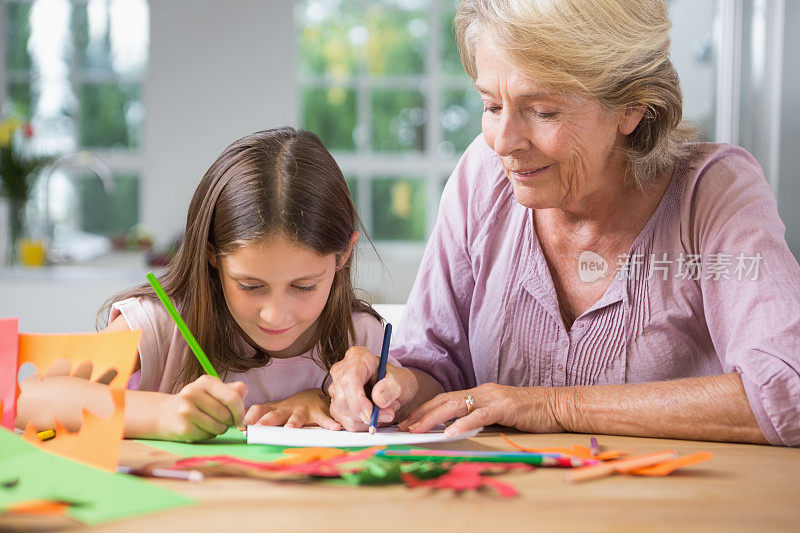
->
xmin=293 ymin=284 xmax=318 ymax=292
xmin=534 ymin=111 xmax=557 ymax=119
xmin=483 ymin=105 xmax=501 ymax=114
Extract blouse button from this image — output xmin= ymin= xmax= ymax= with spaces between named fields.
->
xmin=561 ymin=341 xmax=568 ymax=348
xmin=557 ymin=363 xmax=565 ymax=371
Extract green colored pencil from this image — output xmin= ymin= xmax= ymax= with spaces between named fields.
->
xmin=146 ymin=271 xmax=219 ymax=378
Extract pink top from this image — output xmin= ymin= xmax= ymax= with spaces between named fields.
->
xmin=111 ymin=297 xmax=387 ymax=408
xmin=392 ymin=137 xmax=800 ymax=446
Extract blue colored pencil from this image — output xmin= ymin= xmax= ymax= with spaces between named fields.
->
xmin=368 ymin=323 xmax=393 ymax=434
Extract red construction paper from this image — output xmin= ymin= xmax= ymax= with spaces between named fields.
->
xmin=0 ymin=318 xmax=19 ymax=430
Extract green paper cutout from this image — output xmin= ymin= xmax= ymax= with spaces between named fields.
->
xmin=0 ymin=429 xmax=194 ymax=526
xmin=137 ymin=427 xmax=287 ymax=461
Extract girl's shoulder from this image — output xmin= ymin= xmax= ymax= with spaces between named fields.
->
xmin=352 ymin=311 xmax=385 ymax=356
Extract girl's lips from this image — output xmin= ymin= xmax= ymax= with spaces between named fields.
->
xmin=507 ymin=165 xmax=550 ymax=181
xmin=258 ymin=324 xmax=293 ymax=335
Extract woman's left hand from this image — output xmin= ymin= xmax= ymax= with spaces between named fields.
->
xmin=244 ymin=388 xmax=342 ymax=431
xmin=398 ymin=383 xmax=563 ymax=437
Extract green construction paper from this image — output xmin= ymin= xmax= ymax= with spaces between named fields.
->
xmin=137 ymin=427 xmax=287 ymax=460
xmin=0 ymin=429 xmax=194 ymax=526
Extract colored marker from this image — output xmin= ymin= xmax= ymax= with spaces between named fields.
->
xmin=146 ymin=272 xmax=219 ymax=378
xmin=376 ymin=449 xmax=597 ymax=467
xmin=369 ymin=323 xmax=393 ymax=434
xmin=116 ymin=465 xmax=204 ymax=482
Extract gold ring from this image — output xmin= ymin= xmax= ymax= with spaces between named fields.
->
xmin=464 ymin=393 xmax=475 ymax=415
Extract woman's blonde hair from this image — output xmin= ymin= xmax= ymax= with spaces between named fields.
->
xmin=455 ymin=0 xmax=696 ymax=187
xmin=101 ymin=128 xmax=380 ymax=392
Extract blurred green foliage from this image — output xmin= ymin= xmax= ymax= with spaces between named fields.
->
xmin=370 ymin=177 xmax=426 ymax=241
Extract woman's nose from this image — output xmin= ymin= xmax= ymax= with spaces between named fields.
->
xmin=492 ymin=111 xmax=530 ymax=157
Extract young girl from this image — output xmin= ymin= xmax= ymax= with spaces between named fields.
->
xmin=18 ymin=127 xmax=396 ymax=442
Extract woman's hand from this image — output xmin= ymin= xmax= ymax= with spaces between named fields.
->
xmin=244 ymin=389 xmax=341 ymax=431
xmin=399 ymin=383 xmax=563 ymax=437
xmin=156 ymin=375 xmax=247 ymax=442
xmin=327 ymin=346 xmax=418 ymax=432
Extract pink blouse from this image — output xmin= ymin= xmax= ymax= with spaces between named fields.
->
xmin=392 ymin=137 xmax=800 ymax=446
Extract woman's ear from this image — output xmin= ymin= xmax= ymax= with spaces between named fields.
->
xmin=619 ymin=103 xmax=646 ymax=135
xmin=207 ymin=243 xmax=218 ymax=269
xmin=337 ymin=232 xmax=360 ymax=270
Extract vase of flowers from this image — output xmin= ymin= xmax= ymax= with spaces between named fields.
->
xmin=0 ymin=118 xmax=52 ymax=266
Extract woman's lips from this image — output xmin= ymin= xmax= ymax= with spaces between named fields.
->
xmin=258 ymin=324 xmax=293 ymax=335
xmin=507 ymin=165 xmax=550 ymax=182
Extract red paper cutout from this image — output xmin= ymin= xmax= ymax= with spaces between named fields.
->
xmin=402 ymin=462 xmax=531 ymax=498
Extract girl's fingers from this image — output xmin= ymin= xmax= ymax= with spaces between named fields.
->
xmin=191 ymin=390 xmax=238 ymax=427
xmin=244 ymin=404 xmax=274 ymax=425
xmin=44 ymin=358 xmax=71 ymax=378
xmin=95 ymin=368 xmax=118 ymax=385
xmin=284 ymin=412 xmax=306 ymax=429
xmin=188 ymin=408 xmax=229 ymax=437
xmin=71 ymin=361 xmax=93 ymax=380
xmin=312 ymin=411 xmax=342 ymax=431
xmin=200 ymin=378 xmax=246 ymax=425
xmin=258 ymin=409 xmax=290 ymax=427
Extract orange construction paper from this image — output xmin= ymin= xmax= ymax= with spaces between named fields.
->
xmin=5 ymin=500 xmax=70 ymax=516
xmin=629 ymin=451 xmax=714 ymax=476
xmin=273 ymin=447 xmax=345 ymax=466
xmin=21 ymin=387 xmax=126 ymax=471
xmin=16 ymin=329 xmax=139 ymax=471
xmin=17 ymin=329 xmax=140 ymax=389
xmin=0 ymin=318 xmax=19 ymax=430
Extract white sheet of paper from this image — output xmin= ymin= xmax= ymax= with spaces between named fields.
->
xmin=245 ymin=425 xmax=483 ymax=447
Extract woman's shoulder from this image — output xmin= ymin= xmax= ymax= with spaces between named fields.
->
xmin=673 ymin=142 xmax=779 ymax=242
xmin=678 ymin=142 xmax=767 ymax=193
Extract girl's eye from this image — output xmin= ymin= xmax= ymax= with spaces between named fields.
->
xmin=293 ymin=284 xmax=318 ymax=292
xmin=236 ymin=282 xmax=263 ymax=291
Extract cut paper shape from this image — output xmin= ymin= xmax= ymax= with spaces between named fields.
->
xmin=273 ymin=447 xmax=345 ymax=465
xmin=21 ymin=387 xmax=125 ymax=471
xmin=246 ymin=425 xmax=483 ymax=447
xmin=629 ymin=451 xmax=714 ymax=476
xmin=0 ymin=427 xmax=194 ymax=526
xmin=16 ymin=330 xmax=140 ymax=470
xmin=0 ymin=318 xmax=19 ymax=430
xmin=402 ymin=462 xmax=531 ymax=498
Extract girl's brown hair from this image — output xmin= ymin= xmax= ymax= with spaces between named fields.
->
xmin=102 ymin=127 xmax=380 ymax=392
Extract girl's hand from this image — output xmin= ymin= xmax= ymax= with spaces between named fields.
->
xmin=244 ymin=389 xmax=341 ymax=431
xmin=399 ymin=383 xmax=564 ymax=437
xmin=327 ymin=346 xmax=417 ymax=432
xmin=157 ymin=375 xmax=247 ymax=442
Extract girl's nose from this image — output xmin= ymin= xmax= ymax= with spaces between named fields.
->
xmin=259 ymin=297 xmax=289 ymax=326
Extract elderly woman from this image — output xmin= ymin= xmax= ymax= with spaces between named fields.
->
xmin=328 ymin=0 xmax=800 ymax=446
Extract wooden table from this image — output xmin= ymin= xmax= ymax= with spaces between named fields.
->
xmin=3 ymin=431 xmax=799 ymax=532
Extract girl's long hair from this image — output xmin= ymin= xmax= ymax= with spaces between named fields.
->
xmin=101 ymin=127 xmax=380 ymax=392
